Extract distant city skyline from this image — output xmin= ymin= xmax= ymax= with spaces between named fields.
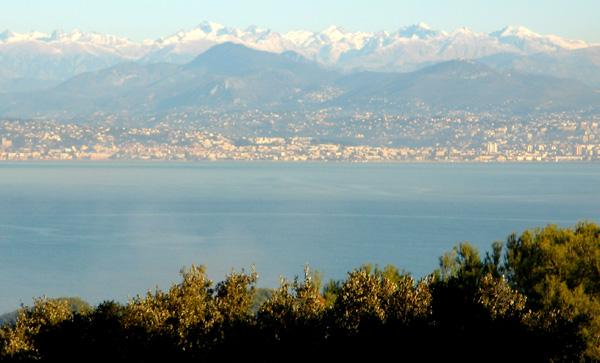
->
xmin=2 ymin=0 xmax=600 ymax=43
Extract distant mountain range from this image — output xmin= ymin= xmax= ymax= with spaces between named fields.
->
xmin=1 ymin=42 xmax=598 ymax=122
xmin=1 ymin=21 xmax=600 ymax=93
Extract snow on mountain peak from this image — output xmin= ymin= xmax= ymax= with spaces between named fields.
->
xmin=396 ymin=23 xmax=441 ymax=39
xmin=0 ymin=30 xmax=19 ymax=42
xmin=160 ymin=22 xmax=240 ymax=44
xmin=29 ymin=31 xmax=51 ymax=40
xmin=321 ymin=25 xmax=349 ymax=42
xmin=68 ymin=29 xmax=83 ymax=41
xmin=447 ymin=27 xmax=482 ymax=39
xmin=50 ymin=29 xmax=65 ymax=40
xmin=0 ymin=29 xmax=52 ymax=42
xmin=497 ymin=26 xmax=541 ymax=38
xmin=282 ymin=29 xmax=315 ymax=47
xmin=453 ymin=27 xmax=473 ymax=34
xmin=490 ymin=25 xmax=589 ymax=51
xmin=0 ymin=21 xmax=595 ymax=83
xmin=41 ymin=29 xmax=135 ymax=48
xmin=0 ymin=29 xmax=15 ymax=40
xmin=545 ymin=34 xmax=589 ymax=50
xmin=323 ymin=25 xmax=346 ymax=34
xmin=245 ymin=25 xmax=268 ymax=34
xmin=197 ymin=21 xmax=226 ymax=34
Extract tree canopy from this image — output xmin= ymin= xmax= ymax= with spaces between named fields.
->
xmin=1 ymin=222 xmax=599 ymax=362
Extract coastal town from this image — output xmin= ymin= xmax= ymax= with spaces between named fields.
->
xmin=1 ymin=109 xmax=599 ymax=162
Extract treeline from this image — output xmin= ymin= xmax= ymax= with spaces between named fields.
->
xmin=1 ymin=222 xmax=600 ymax=362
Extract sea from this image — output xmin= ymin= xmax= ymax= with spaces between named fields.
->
xmin=0 ymin=162 xmax=598 ymax=314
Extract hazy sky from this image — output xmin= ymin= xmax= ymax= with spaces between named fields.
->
xmin=2 ymin=0 xmax=599 ymax=43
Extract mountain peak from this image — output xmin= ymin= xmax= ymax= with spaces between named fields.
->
xmin=197 ymin=21 xmax=226 ymax=34
xmin=0 ymin=21 xmax=598 ymax=93
xmin=320 ymin=25 xmax=350 ymax=42
xmin=396 ymin=23 xmax=440 ymax=39
xmin=452 ymin=27 xmax=474 ymax=34
xmin=489 ymin=25 xmax=588 ymax=51
xmin=184 ymin=41 xmax=323 ymax=79
xmin=495 ymin=25 xmax=541 ymax=38
xmin=322 ymin=25 xmax=347 ymax=34
xmin=0 ymin=29 xmax=16 ymax=41
xmin=66 ymin=29 xmax=84 ymax=41
xmin=245 ymin=25 xmax=269 ymax=34
xmin=50 ymin=29 xmax=65 ymax=40
xmin=0 ymin=29 xmax=51 ymax=42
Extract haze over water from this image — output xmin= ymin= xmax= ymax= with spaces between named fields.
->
xmin=0 ymin=162 xmax=598 ymax=313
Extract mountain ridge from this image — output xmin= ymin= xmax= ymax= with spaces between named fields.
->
xmin=1 ymin=21 xmax=599 ymax=92
xmin=1 ymin=42 xmax=597 ymax=122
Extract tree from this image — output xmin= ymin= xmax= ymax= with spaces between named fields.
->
xmin=504 ymin=222 xmax=600 ymax=361
xmin=255 ymin=264 xmax=328 ymax=357
xmin=0 ymin=296 xmax=73 ymax=360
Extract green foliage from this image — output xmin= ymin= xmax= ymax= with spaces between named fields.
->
xmin=484 ymin=241 xmax=504 ymax=278
xmin=0 ymin=297 xmax=90 ymax=327
xmin=250 ymin=288 xmax=273 ymax=315
xmin=256 ymin=265 xmax=327 ymax=338
xmin=435 ymin=241 xmax=485 ymax=284
xmin=0 ymin=296 xmax=73 ymax=360
xmin=1 ymin=222 xmax=599 ymax=361
xmin=476 ymin=273 xmax=526 ymax=319
xmin=328 ymin=263 xmax=432 ymax=341
xmin=504 ymin=222 xmax=600 ymax=361
xmin=322 ymin=278 xmax=343 ymax=307
xmin=123 ymin=264 xmax=215 ymax=337
xmin=332 ymin=268 xmax=389 ymax=332
xmin=505 ymin=222 xmax=600 ymax=300
xmin=57 ymin=297 xmax=91 ymax=314
xmin=213 ymin=266 xmax=258 ymax=324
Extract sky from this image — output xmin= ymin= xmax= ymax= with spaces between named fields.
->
xmin=2 ymin=0 xmax=600 ymax=43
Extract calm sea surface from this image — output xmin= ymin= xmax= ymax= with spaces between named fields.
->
xmin=0 ymin=162 xmax=599 ymax=313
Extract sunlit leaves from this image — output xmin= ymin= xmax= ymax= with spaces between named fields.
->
xmin=1 ymin=222 xmax=600 ymax=361
xmin=1 ymin=296 xmax=73 ymax=359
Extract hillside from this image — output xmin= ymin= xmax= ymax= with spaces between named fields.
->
xmin=1 ymin=42 xmax=598 ymax=122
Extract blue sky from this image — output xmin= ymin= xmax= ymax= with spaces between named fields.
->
xmin=2 ymin=0 xmax=599 ymax=43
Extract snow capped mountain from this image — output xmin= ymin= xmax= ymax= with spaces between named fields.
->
xmin=395 ymin=22 xmax=445 ymax=39
xmin=490 ymin=25 xmax=590 ymax=52
xmin=496 ymin=25 xmax=539 ymax=38
xmin=141 ymin=21 xmax=595 ymax=67
xmin=0 ymin=21 xmax=598 ymax=92
xmin=0 ymin=29 xmax=52 ymax=42
xmin=0 ymin=28 xmax=140 ymax=49
xmin=0 ymin=29 xmax=151 ymax=88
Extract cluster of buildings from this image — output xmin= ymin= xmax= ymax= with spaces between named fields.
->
xmin=1 ymin=109 xmax=599 ymax=162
